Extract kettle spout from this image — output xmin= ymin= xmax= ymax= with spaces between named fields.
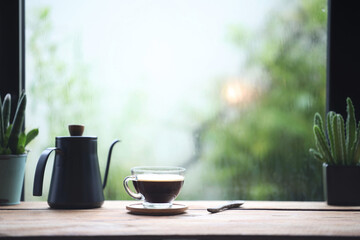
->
xmin=103 ymin=139 xmax=121 ymax=189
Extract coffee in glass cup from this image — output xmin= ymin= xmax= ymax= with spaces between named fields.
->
xmin=123 ymin=166 xmax=185 ymax=208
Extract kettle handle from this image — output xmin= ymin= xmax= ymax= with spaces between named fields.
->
xmin=33 ymin=147 xmax=60 ymax=196
xmin=103 ymin=139 xmax=121 ymax=189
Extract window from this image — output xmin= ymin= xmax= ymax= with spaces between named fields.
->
xmin=23 ymin=0 xmax=327 ymax=201
xmin=9 ymin=0 xmax=359 ymax=202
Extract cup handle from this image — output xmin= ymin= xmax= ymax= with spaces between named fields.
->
xmin=123 ymin=176 xmax=142 ymax=200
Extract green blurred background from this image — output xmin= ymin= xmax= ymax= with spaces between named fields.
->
xmin=25 ymin=0 xmax=326 ymax=201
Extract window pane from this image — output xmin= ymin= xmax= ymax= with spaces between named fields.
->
xmin=25 ymin=0 xmax=327 ymax=201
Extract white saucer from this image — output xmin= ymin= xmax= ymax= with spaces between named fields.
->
xmin=126 ymin=203 xmax=188 ymax=215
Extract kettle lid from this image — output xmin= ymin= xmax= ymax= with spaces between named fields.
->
xmin=68 ymin=124 xmax=85 ymax=136
xmin=56 ymin=124 xmax=97 ymax=140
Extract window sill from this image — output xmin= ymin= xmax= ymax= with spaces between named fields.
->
xmin=1 ymin=200 xmax=359 ymax=239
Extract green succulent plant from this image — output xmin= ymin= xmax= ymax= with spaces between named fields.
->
xmin=310 ymin=97 xmax=360 ymax=166
xmin=0 ymin=92 xmax=38 ymax=155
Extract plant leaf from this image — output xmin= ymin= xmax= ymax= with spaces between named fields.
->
xmin=18 ymin=132 xmax=26 ymax=148
xmin=2 ymin=94 xmax=11 ymax=129
xmin=8 ymin=94 xmax=26 ymax=154
xmin=327 ymin=111 xmax=336 ymax=160
xmin=3 ymin=124 xmax=12 ymax=147
xmin=333 ymin=114 xmax=346 ymax=165
xmin=313 ymin=112 xmax=328 ymax=161
xmin=16 ymin=146 xmax=25 ymax=155
xmin=314 ymin=113 xmax=325 ymax=134
xmin=353 ymin=120 xmax=360 ymax=165
xmin=15 ymin=132 xmax=26 ymax=154
xmin=5 ymin=124 xmax=12 ymax=138
xmin=25 ymin=128 xmax=39 ymax=147
xmin=0 ymin=145 xmax=11 ymax=155
xmin=314 ymin=125 xmax=333 ymax=164
xmin=309 ymin=148 xmax=324 ymax=162
xmin=330 ymin=114 xmax=338 ymax=164
xmin=346 ymin=97 xmax=357 ymax=164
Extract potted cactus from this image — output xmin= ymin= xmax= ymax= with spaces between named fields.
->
xmin=0 ymin=92 xmax=38 ymax=205
xmin=310 ymin=97 xmax=360 ymax=206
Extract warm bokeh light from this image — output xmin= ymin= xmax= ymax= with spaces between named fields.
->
xmin=222 ymin=79 xmax=257 ymax=106
xmin=223 ymin=81 xmax=243 ymax=105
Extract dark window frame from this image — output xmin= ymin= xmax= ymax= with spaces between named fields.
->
xmin=0 ymin=0 xmax=25 ymax=107
xmin=0 ymin=0 xmax=25 ymax=200
xmin=326 ymin=0 xmax=360 ymax=119
xmin=0 ymin=0 xmax=359 ymax=201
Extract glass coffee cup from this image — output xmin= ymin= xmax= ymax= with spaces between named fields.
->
xmin=123 ymin=166 xmax=185 ymax=208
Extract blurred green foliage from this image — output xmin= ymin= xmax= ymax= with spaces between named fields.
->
xmin=27 ymin=0 xmax=327 ymax=201
xmin=26 ymin=6 xmax=135 ymax=201
xmin=27 ymin=7 xmax=97 ymax=138
xmin=196 ymin=0 xmax=327 ymax=200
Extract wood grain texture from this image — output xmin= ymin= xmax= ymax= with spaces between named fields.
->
xmin=1 ymin=201 xmax=360 ymax=240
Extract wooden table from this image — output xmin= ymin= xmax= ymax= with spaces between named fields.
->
xmin=1 ymin=201 xmax=360 ymax=239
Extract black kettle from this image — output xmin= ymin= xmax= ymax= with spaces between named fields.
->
xmin=33 ymin=125 xmax=120 ymax=209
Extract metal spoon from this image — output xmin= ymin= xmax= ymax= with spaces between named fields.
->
xmin=207 ymin=201 xmax=244 ymax=213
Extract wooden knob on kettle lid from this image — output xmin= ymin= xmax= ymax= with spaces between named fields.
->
xmin=68 ymin=124 xmax=85 ymax=136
